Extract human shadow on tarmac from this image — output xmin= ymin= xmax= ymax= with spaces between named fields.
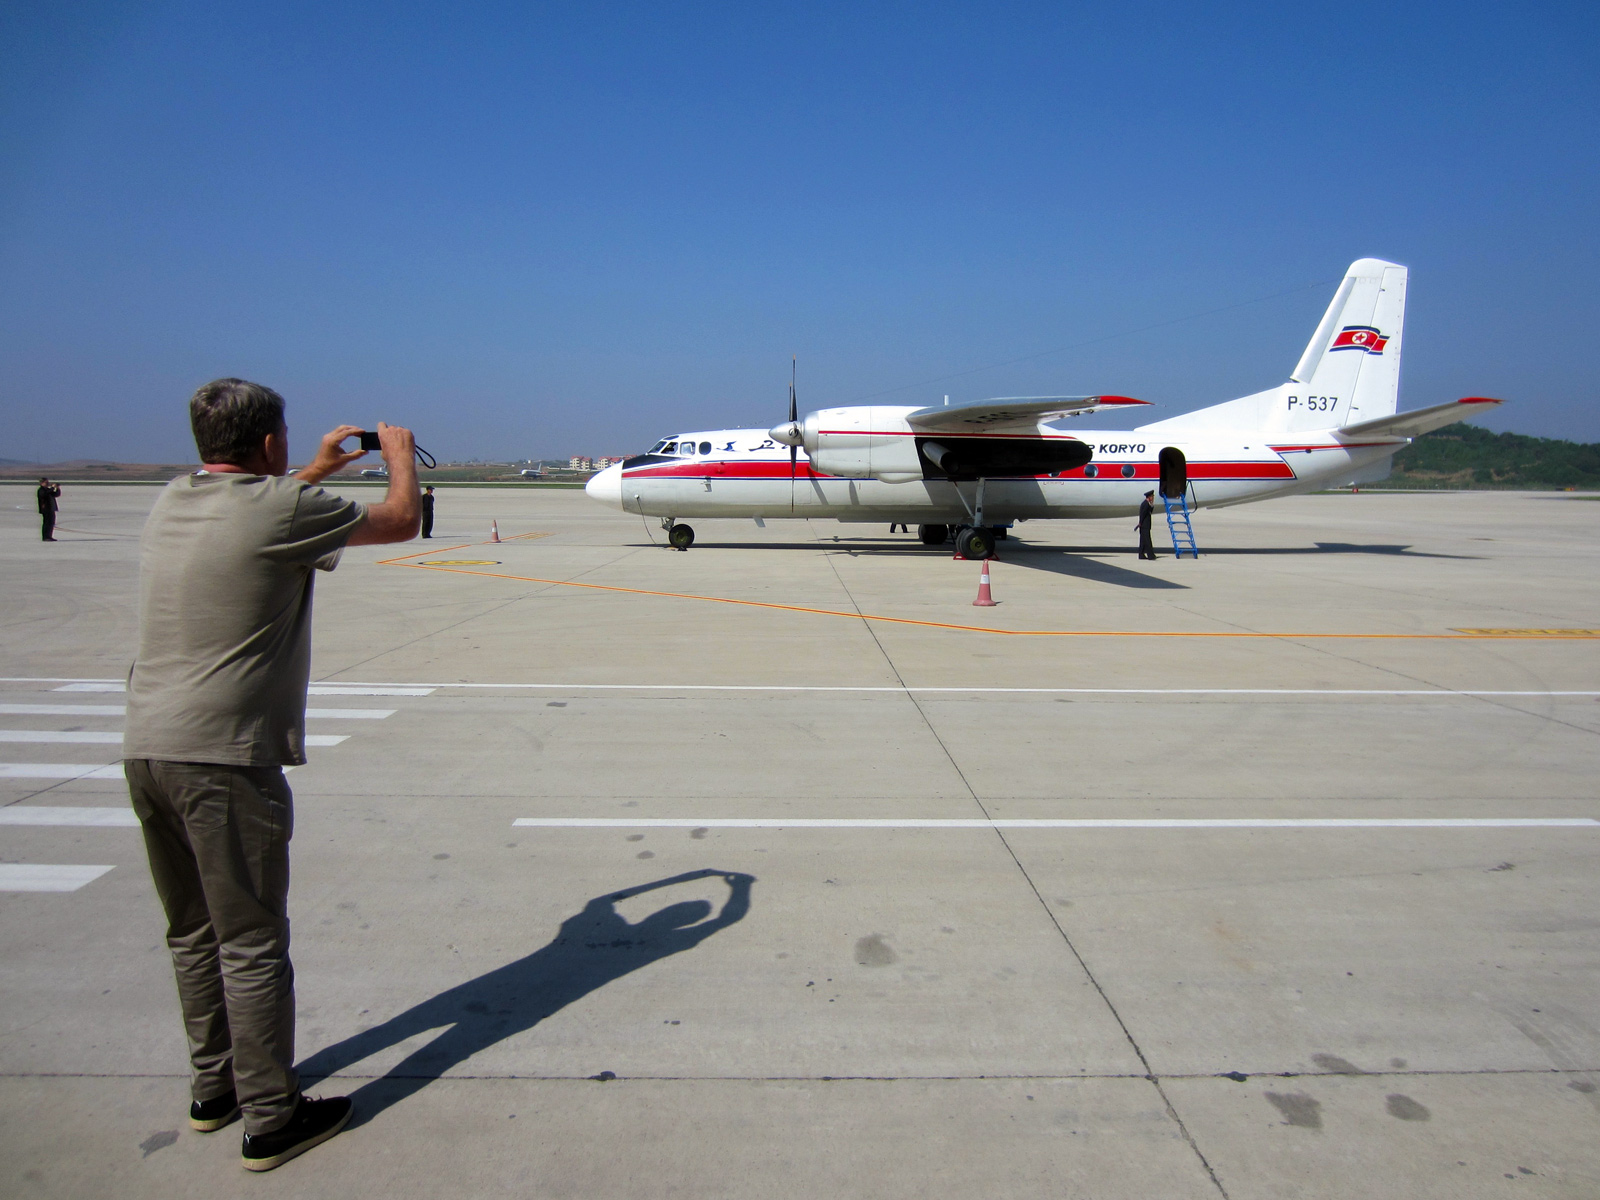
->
xmin=630 ymin=539 xmax=1476 ymax=561
xmin=298 ymin=869 xmax=754 ymax=1124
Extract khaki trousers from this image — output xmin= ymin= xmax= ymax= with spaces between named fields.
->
xmin=125 ymin=760 xmax=299 ymax=1134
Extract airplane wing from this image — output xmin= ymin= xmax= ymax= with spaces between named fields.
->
xmin=1337 ymin=397 xmax=1504 ymax=441
xmin=906 ymin=395 xmax=1150 ymax=432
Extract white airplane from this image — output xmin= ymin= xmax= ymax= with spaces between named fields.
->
xmin=585 ymin=259 xmax=1502 ymax=556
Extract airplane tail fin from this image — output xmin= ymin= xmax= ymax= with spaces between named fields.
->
xmin=1138 ymin=258 xmax=1408 ymax=436
xmin=1288 ymin=257 xmax=1406 ymax=428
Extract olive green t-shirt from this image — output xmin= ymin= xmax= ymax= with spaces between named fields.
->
xmin=123 ymin=473 xmax=366 ymax=767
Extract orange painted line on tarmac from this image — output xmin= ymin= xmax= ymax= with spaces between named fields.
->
xmin=375 ymin=549 xmax=1600 ymax=640
xmin=376 ymin=541 xmax=479 ymax=565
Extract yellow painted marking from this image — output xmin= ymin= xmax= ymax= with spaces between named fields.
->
xmin=1451 ymin=628 xmax=1600 ymax=637
xmin=416 ymin=559 xmax=501 ymax=566
xmin=376 ymin=541 xmax=1600 ymax=640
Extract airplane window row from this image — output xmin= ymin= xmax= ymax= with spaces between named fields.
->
xmin=1076 ymin=464 xmax=1136 ymax=479
xmin=651 ymin=440 xmax=714 ymax=456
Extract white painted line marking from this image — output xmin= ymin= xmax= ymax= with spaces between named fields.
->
xmin=286 ymin=682 xmax=1600 ymax=697
xmin=307 ymin=686 xmax=434 ymax=697
xmin=54 ymin=682 xmax=125 ymax=693
xmin=4 ymin=678 xmax=1598 ymax=698
xmin=305 ymin=734 xmax=350 ymax=746
xmin=1 ymin=705 xmax=387 ymax=720
xmin=513 ymin=817 xmax=1600 ymax=830
xmin=0 ymin=704 xmax=124 ymax=716
xmin=0 ymin=763 xmax=295 ymax=779
xmin=0 ymin=807 xmax=138 ymax=827
xmin=0 ymin=764 xmax=124 ymax=780
xmin=0 ymin=731 xmax=121 ymax=744
xmin=0 ymin=864 xmax=115 ymax=892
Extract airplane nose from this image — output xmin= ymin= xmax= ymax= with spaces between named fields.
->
xmin=584 ymin=462 xmax=625 ymax=510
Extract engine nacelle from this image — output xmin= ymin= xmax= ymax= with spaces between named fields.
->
xmin=799 ymin=407 xmax=922 ymax=480
xmin=776 ymin=405 xmax=1094 ymax=482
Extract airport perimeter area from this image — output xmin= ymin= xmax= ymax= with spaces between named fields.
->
xmin=2 ymin=484 xmax=1598 ymax=1199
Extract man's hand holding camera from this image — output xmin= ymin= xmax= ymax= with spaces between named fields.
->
xmin=293 ymin=424 xmax=369 ymax=485
xmin=295 ymin=422 xmax=416 ymax=487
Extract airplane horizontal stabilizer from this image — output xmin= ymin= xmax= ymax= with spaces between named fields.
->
xmin=908 ymin=395 xmax=1149 ymax=432
xmin=1338 ymin=397 xmax=1503 ymax=441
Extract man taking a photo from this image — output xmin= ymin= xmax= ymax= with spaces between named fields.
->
xmin=123 ymin=378 xmax=420 ymax=1171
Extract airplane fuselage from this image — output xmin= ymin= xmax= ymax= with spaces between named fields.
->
xmin=585 ymin=418 xmax=1400 ymax=524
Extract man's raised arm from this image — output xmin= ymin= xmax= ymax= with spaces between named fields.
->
xmin=346 ymin=423 xmax=421 ymax=546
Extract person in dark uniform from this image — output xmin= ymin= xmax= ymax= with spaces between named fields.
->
xmin=37 ymin=478 xmax=61 ymax=541
xmin=1137 ymin=490 xmax=1157 ymax=560
xmin=420 ymin=486 xmax=435 ymax=538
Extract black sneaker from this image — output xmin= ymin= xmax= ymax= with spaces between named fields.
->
xmin=240 ymin=1095 xmax=352 ymax=1172
xmin=189 ymin=1089 xmax=239 ymax=1131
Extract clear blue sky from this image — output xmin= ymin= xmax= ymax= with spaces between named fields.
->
xmin=2 ymin=1 xmax=1595 ymax=463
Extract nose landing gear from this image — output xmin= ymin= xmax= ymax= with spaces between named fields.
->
xmin=662 ymin=518 xmax=695 ymax=550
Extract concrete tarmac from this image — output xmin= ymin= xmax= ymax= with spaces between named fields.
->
xmin=2 ymin=482 xmax=1598 ymax=1198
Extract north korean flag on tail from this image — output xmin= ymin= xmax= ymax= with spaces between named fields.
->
xmin=1329 ymin=325 xmax=1389 ymax=354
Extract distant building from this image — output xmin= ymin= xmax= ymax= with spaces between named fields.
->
xmin=569 ymin=456 xmax=593 ymax=471
xmin=594 ymin=456 xmax=624 ymax=468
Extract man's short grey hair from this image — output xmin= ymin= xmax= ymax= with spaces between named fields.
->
xmin=190 ymin=379 xmax=285 ymax=465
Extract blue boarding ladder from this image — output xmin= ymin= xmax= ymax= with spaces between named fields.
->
xmin=1162 ymin=490 xmax=1199 ymax=559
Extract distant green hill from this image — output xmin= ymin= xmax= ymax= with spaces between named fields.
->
xmin=1385 ymin=424 xmax=1600 ymax=489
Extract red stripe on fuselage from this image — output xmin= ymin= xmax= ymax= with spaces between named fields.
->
xmin=624 ymin=460 xmax=829 ymax=480
xmin=622 ymin=459 xmax=1297 ymax=482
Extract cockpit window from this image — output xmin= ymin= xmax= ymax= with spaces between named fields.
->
xmin=698 ymin=441 xmax=712 ymax=454
xmin=648 ymin=440 xmax=670 ymax=454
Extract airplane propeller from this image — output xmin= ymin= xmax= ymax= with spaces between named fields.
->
xmin=788 ymin=357 xmax=798 ymax=477
xmin=769 ymin=356 xmax=803 ymax=476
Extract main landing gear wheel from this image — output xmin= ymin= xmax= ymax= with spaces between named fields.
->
xmin=917 ymin=523 xmax=949 ymax=546
xmin=958 ymin=527 xmax=995 ymax=560
xmin=667 ymin=523 xmax=696 ymax=551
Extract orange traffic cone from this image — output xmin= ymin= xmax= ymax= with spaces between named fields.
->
xmin=490 ymin=519 xmax=501 ymax=543
xmin=972 ymin=558 xmax=998 ymax=607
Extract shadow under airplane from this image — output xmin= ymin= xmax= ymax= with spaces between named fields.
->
xmin=629 ymin=536 xmax=1478 ymax=563
xmin=997 ymin=548 xmax=1189 ymax=589
xmin=298 ymin=869 xmax=754 ymax=1123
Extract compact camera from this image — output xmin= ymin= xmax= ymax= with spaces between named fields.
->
xmin=353 ymin=428 xmax=435 ymax=468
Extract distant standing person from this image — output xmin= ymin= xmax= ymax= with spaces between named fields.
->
xmin=123 ymin=378 xmax=421 ymax=1171
xmin=421 ymin=486 xmax=435 ymax=538
xmin=37 ymin=477 xmax=61 ymax=541
xmin=1137 ymin=490 xmax=1158 ymax=561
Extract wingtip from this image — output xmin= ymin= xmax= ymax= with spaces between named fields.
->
xmin=1094 ymin=395 xmax=1152 ymax=406
xmin=1457 ymin=396 xmax=1505 ymax=405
